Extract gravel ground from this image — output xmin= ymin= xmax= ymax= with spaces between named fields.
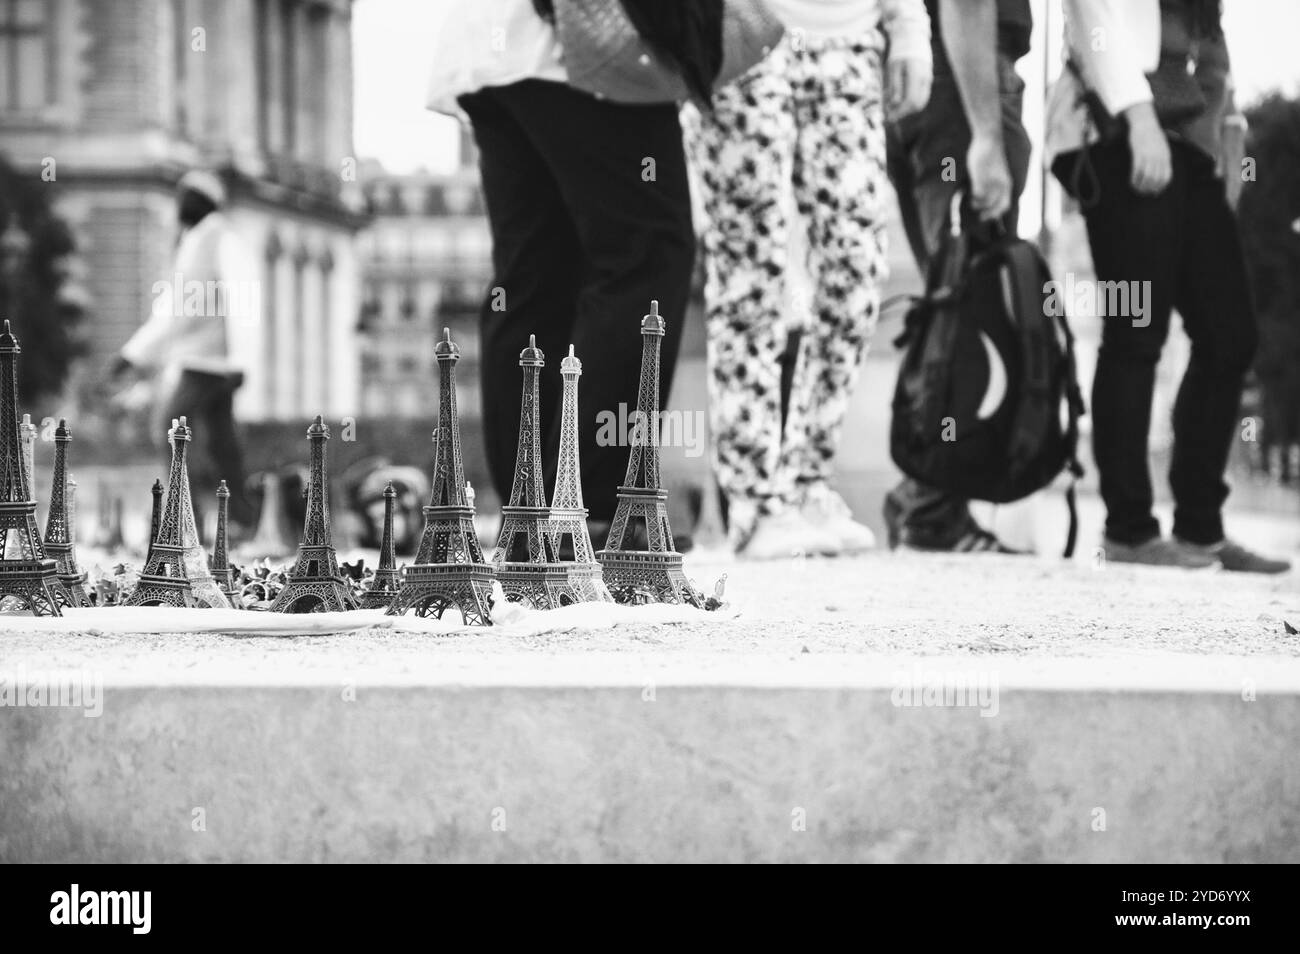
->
xmin=1 ymin=550 xmax=1296 ymax=676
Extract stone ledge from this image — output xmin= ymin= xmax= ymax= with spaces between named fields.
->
xmin=3 ymin=654 xmax=1298 ymax=863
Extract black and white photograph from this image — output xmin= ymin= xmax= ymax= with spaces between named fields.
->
xmin=1 ymin=0 xmax=1297 ymax=901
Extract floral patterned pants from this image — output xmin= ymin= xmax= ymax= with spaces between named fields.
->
xmin=683 ymin=35 xmax=889 ymax=522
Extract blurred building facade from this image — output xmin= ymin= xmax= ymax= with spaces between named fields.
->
xmin=356 ymin=137 xmax=491 ymax=420
xmin=0 ymin=0 xmax=365 ymax=424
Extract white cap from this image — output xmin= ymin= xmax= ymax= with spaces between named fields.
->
xmin=177 ymin=169 xmax=226 ymax=207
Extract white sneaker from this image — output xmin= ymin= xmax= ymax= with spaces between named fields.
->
xmin=739 ymin=507 xmax=841 ymax=560
xmin=801 ymin=485 xmax=876 ymax=554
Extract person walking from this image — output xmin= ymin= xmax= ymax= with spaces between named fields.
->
xmin=882 ymin=0 xmax=1034 ymax=554
xmin=427 ymin=0 xmax=697 ymax=545
xmin=114 ymin=169 xmax=256 ymax=530
xmin=683 ymin=0 xmax=932 ymax=559
xmin=1047 ymin=0 xmax=1289 ymax=573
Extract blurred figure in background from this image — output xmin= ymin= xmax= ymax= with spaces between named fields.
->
xmin=1047 ymin=0 xmax=1288 ymax=573
xmin=112 ymin=170 xmax=256 ymax=530
xmin=683 ymin=0 xmax=932 ymax=560
xmin=883 ymin=0 xmax=1033 ymax=554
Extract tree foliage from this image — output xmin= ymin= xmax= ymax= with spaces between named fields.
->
xmin=0 ymin=155 xmax=86 ymax=406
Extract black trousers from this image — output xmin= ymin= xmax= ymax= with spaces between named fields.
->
xmin=1055 ymin=139 xmax=1258 ymax=545
xmin=459 ymin=80 xmax=695 ymax=522
xmin=161 ymin=369 xmax=254 ymax=528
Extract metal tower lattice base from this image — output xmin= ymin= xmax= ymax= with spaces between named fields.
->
xmin=387 ymin=562 xmax=494 ymax=625
xmin=357 ymin=568 xmax=402 ymax=609
xmin=269 ymin=577 xmax=357 ymax=613
xmin=597 ymin=488 xmax=698 ymax=606
xmin=0 ymin=557 xmax=62 ymax=616
xmin=46 ymin=549 xmax=90 ymax=609
xmin=127 ymin=569 xmax=230 ymax=609
xmin=388 ymin=508 xmax=494 ymax=624
xmin=548 ymin=512 xmax=612 ymax=604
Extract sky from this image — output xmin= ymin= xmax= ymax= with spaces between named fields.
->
xmin=353 ymin=0 xmax=1300 ymax=175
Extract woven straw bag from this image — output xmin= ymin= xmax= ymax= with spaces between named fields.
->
xmin=554 ymin=0 xmax=784 ymax=104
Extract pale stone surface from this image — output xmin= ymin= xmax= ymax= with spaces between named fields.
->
xmin=2 ymin=553 xmax=1297 ymax=862
xmin=3 ymin=669 xmax=1298 ymax=862
xmin=1 ymin=551 xmax=1295 ymax=671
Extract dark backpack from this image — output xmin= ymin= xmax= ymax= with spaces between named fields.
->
xmin=889 ymin=221 xmax=1087 ymax=556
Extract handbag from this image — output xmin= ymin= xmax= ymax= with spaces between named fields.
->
xmin=1066 ymin=47 xmax=1207 ymax=142
xmin=1060 ymin=49 xmax=1208 ymax=206
xmin=554 ymin=0 xmax=784 ymax=105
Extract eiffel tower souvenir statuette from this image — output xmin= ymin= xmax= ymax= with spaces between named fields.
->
xmin=0 ymin=321 xmax=60 ymax=615
xmin=269 ymin=416 xmax=358 ymax=613
xmin=210 ymin=479 xmax=239 ymax=603
xmin=122 ymin=416 xmax=230 ymax=608
xmin=43 ymin=418 xmax=90 ymax=608
xmin=549 ymin=345 xmax=612 ymax=603
xmin=492 ymin=335 xmax=573 ymax=609
xmin=387 ymin=328 xmax=494 ymax=625
xmin=596 ymin=302 xmax=698 ymax=606
xmin=358 ymin=481 xmax=402 ymax=609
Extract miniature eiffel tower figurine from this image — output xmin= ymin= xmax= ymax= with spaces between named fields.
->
xmin=146 ymin=477 xmax=163 ymax=561
xmin=269 ymin=416 xmax=357 ymax=613
xmin=42 ymin=418 xmax=90 ymax=607
xmin=358 ymin=481 xmax=402 ymax=609
xmin=209 ymin=480 xmax=239 ymax=604
xmin=123 ymin=416 xmax=230 ymax=608
xmin=388 ymin=328 xmax=494 ymax=624
xmin=550 ymin=345 xmax=612 ymax=603
xmin=492 ymin=335 xmax=572 ymax=609
xmin=20 ymin=413 xmax=35 ymax=495
xmin=597 ymin=302 xmax=698 ymax=605
xmin=0 ymin=322 xmax=61 ymax=615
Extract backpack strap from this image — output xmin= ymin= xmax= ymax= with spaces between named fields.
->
xmin=1000 ymin=241 xmax=1053 ymax=477
xmin=1053 ymin=307 xmax=1087 ymax=559
xmin=1002 ymin=240 xmax=1090 ymax=559
xmin=908 ymin=227 xmax=969 ymax=441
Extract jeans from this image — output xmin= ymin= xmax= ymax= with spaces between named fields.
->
xmin=459 ymin=80 xmax=695 ymax=522
xmin=1054 ymin=139 xmax=1257 ymax=545
xmin=884 ymin=59 xmax=1032 ymax=542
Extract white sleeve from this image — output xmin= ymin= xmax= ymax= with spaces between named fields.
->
xmin=881 ymin=0 xmax=933 ymax=65
xmin=120 ymin=305 xmax=176 ymax=370
xmin=1065 ymin=0 xmax=1156 ymax=116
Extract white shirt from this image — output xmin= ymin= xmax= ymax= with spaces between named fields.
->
xmin=122 ymin=212 xmax=255 ymax=378
xmin=765 ymin=0 xmax=930 ymax=59
xmin=1044 ymin=0 xmax=1236 ymax=165
xmin=1044 ymin=0 xmax=1160 ymax=164
xmin=426 ymin=0 xmax=566 ymax=116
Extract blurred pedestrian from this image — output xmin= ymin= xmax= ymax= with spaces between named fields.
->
xmin=113 ymin=169 xmax=256 ymax=530
xmin=427 ymin=0 xmax=698 ymax=544
xmin=883 ymin=0 xmax=1033 ymax=554
xmin=684 ymin=0 xmax=932 ymax=559
xmin=1047 ymin=0 xmax=1289 ymax=573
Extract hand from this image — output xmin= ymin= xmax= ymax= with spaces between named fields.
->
xmin=1219 ymin=115 xmax=1247 ymax=211
xmin=1124 ymin=102 xmax=1172 ymax=196
xmin=966 ymin=132 xmax=1013 ymax=221
xmin=886 ymin=56 xmax=932 ymax=121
